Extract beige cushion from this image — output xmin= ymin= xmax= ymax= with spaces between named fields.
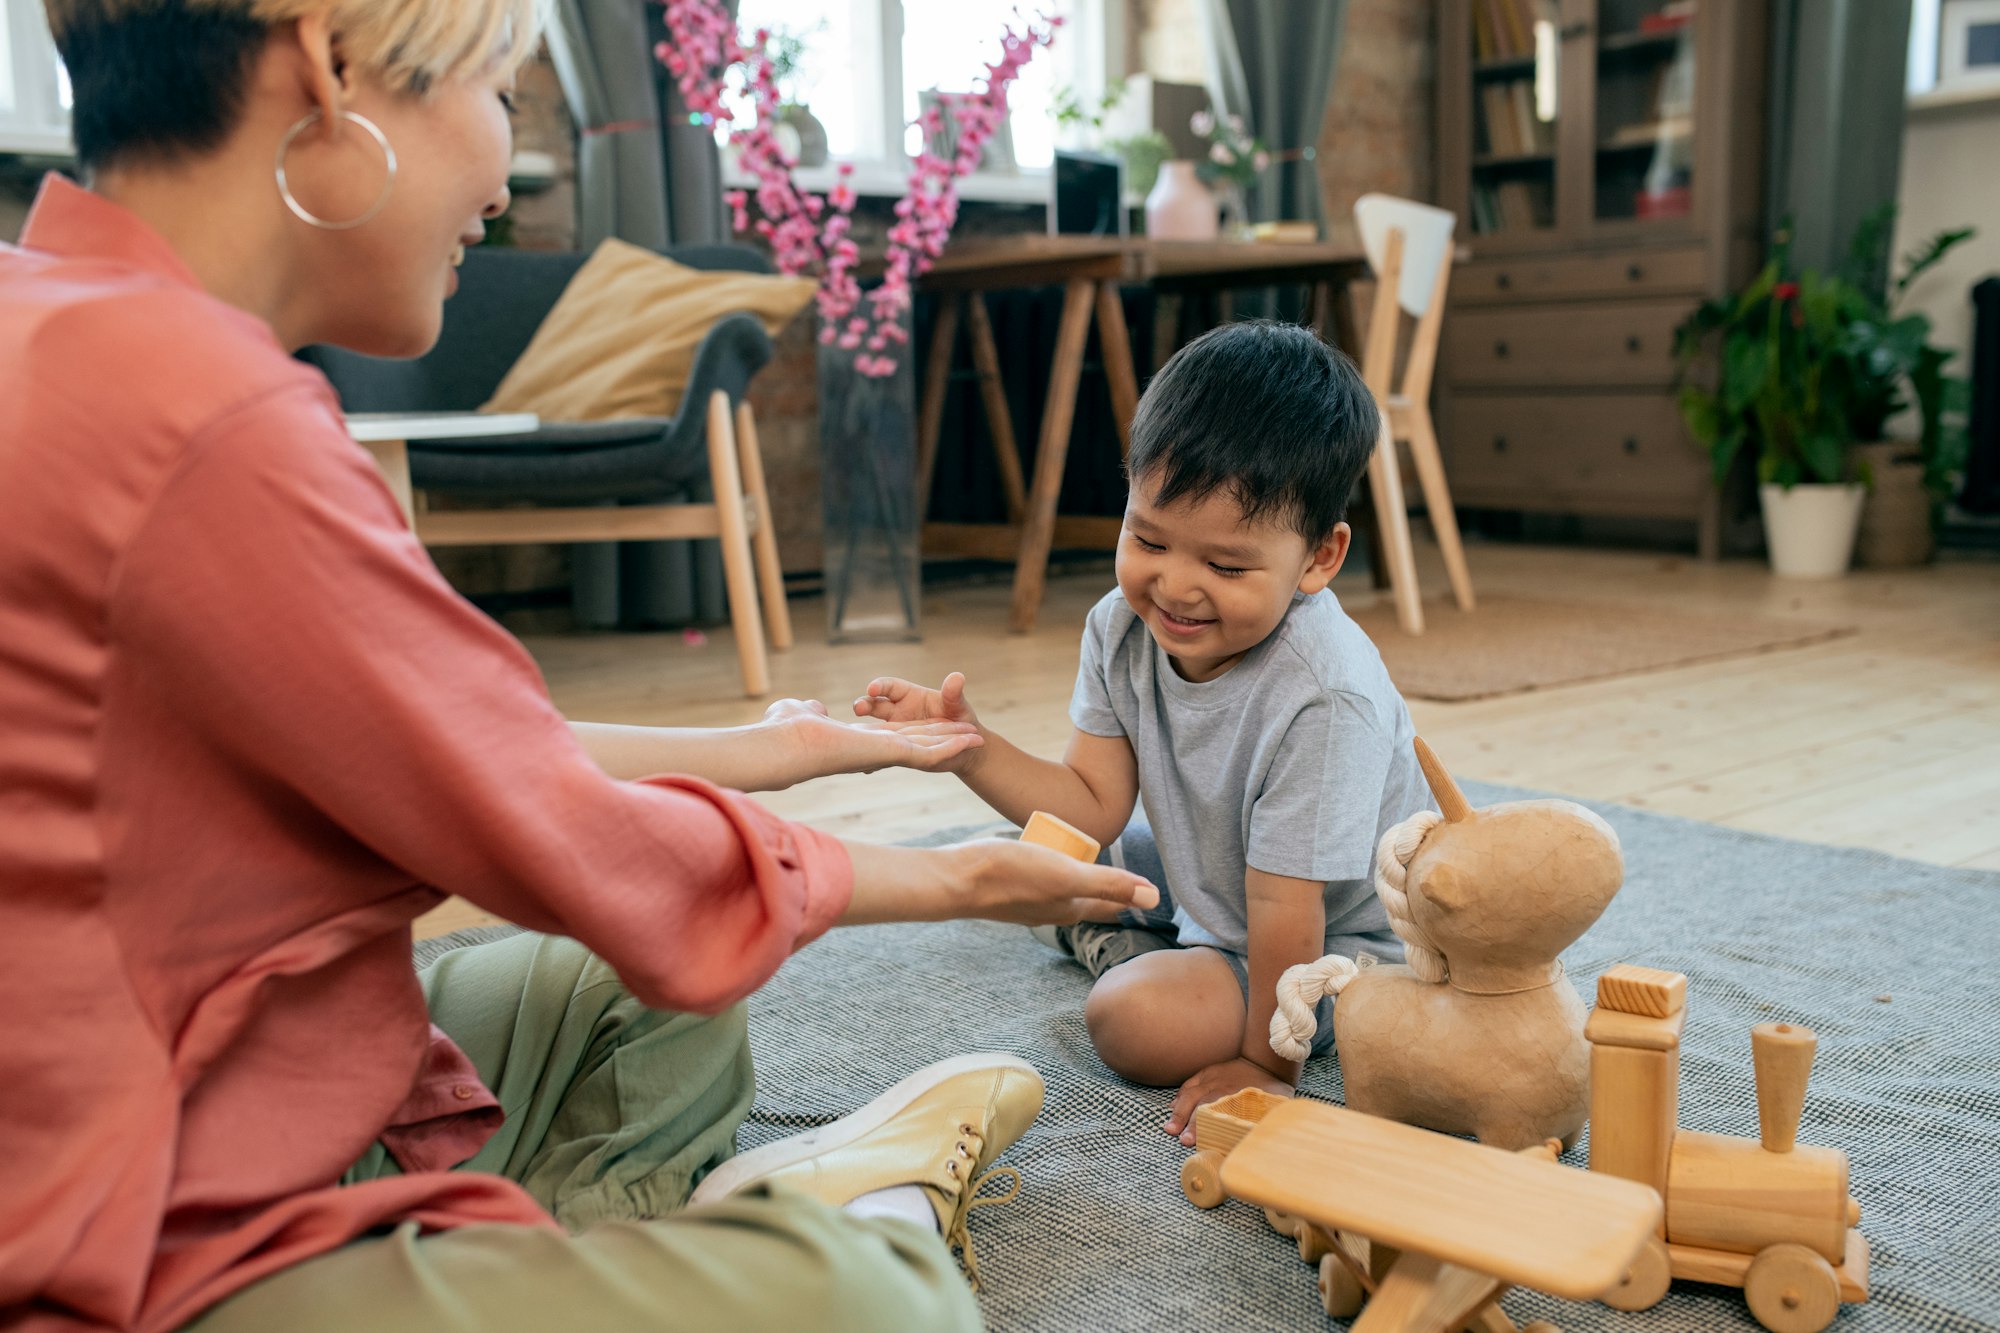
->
xmin=481 ymin=238 xmax=815 ymax=422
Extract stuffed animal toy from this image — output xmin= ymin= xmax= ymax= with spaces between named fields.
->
xmin=1270 ymin=739 xmax=1623 ymax=1150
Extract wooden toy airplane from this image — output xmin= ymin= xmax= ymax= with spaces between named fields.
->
xmin=1199 ymin=1094 xmax=1661 ymax=1333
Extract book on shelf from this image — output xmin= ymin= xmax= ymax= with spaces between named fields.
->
xmin=1475 ymin=0 xmax=1549 ymax=61
xmin=1469 ymin=179 xmax=1550 ymax=234
xmin=1481 ymin=84 xmax=1519 ymax=155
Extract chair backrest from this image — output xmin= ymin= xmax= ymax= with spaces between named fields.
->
xmin=302 ymin=241 xmax=775 ymax=413
xmin=1354 ymin=193 xmax=1455 ymax=318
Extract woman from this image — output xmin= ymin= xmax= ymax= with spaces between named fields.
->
xmin=0 ymin=3 xmax=1156 ymax=1330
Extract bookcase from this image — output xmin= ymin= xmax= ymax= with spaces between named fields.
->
xmin=1434 ymin=0 xmax=1770 ymax=558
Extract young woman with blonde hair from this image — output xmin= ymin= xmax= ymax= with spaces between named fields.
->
xmin=0 ymin=4 xmax=1157 ymax=1329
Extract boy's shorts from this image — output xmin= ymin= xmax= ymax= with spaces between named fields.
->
xmin=1105 ymin=823 xmax=1340 ymax=1058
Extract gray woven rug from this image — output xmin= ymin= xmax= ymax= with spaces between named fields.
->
xmin=419 ymin=783 xmax=2000 ymax=1332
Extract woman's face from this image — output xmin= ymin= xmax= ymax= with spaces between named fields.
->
xmin=288 ymin=58 xmax=517 ymax=357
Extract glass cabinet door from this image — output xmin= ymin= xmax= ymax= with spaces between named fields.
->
xmin=1467 ymin=0 xmax=1563 ymax=237
xmin=1591 ymin=0 xmax=1698 ymax=224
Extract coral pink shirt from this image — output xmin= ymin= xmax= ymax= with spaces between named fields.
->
xmin=0 ymin=176 xmax=853 ymax=1332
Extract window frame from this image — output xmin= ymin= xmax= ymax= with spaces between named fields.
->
xmin=722 ymin=0 xmax=1122 ymax=202
xmin=0 ymin=2 xmax=71 ymax=156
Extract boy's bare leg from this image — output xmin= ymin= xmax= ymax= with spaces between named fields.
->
xmin=1082 ymin=947 xmax=1244 ymax=1086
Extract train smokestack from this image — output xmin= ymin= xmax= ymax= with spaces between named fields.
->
xmin=1750 ymin=1022 xmax=1817 ymax=1153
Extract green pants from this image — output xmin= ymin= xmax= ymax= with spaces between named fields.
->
xmin=181 ymin=933 xmax=980 ymax=1333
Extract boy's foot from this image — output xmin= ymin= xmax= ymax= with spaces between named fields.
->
xmin=1029 ymin=921 xmax=1174 ymax=978
xmin=688 ymin=1053 xmax=1043 ymax=1286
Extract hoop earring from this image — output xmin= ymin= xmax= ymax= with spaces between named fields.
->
xmin=275 ymin=109 xmax=397 ymax=231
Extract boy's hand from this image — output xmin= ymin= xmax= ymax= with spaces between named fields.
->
xmin=1164 ymin=1058 xmax=1295 ymax=1147
xmin=853 ymin=672 xmax=979 ymax=730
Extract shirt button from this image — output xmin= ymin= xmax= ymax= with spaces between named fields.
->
xmin=452 ymin=1084 xmax=477 ymax=1101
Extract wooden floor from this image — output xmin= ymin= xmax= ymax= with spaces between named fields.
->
xmin=416 ymin=541 xmax=2000 ymax=937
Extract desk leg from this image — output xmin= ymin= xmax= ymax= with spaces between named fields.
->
xmin=1009 ymin=278 xmax=1096 ymax=633
xmin=360 ymin=437 xmax=415 ymax=528
xmin=965 ymin=294 xmax=1029 ymax=523
xmin=1094 ymin=279 xmax=1139 ymax=458
xmin=916 ymin=293 xmax=963 ymax=514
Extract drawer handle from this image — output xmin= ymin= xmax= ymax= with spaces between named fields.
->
xmin=1496 ymin=272 xmax=1512 ymax=290
xmin=1624 ymin=436 xmax=1640 ymax=454
xmin=1626 ymin=335 xmax=1643 ymax=353
xmin=1494 ymin=340 xmax=1510 ymax=358
xmin=1493 ymin=436 xmax=1509 ymax=453
xmin=1627 ymin=263 xmax=1644 ymax=281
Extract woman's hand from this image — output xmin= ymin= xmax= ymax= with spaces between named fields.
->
xmin=1163 ymin=1058 xmax=1295 ymax=1147
xmin=840 ymin=837 xmax=1159 ymax=927
xmin=853 ymin=671 xmax=979 ymax=730
xmin=764 ymin=697 xmax=983 ymax=783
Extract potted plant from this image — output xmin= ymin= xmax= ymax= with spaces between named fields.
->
xmin=1674 ymin=210 xmax=1974 ymax=576
xmin=764 ymin=22 xmax=828 ymax=168
xmin=1190 ymin=109 xmax=1270 ymax=239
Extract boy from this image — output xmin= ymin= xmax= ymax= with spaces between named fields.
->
xmin=856 ymin=321 xmax=1433 ymax=1140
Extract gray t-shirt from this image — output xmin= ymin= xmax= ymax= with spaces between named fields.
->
xmin=1068 ymin=587 xmax=1433 ymax=957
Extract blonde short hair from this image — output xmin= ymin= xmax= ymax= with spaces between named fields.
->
xmin=48 ymin=0 xmax=540 ymax=167
xmin=49 ymin=0 xmax=539 ymax=90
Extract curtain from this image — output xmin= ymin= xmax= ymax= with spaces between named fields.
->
xmin=1197 ymin=0 xmax=1350 ymax=229
xmin=545 ymin=0 xmax=735 ymax=628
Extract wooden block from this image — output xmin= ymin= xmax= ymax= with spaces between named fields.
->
xmin=1587 ymin=1043 xmax=1678 ymax=1216
xmin=1020 ymin=810 xmax=1099 ymax=863
xmin=1585 ymin=1004 xmax=1687 ymax=1052
xmin=1595 ymin=965 xmax=1688 ymax=1018
xmin=1665 ymin=1130 xmax=1850 ymax=1265
xmin=1219 ymin=1099 xmax=1661 ymax=1301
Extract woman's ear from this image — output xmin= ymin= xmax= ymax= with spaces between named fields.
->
xmin=287 ymin=14 xmax=351 ymax=126
xmin=1297 ymin=523 xmax=1351 ymax=596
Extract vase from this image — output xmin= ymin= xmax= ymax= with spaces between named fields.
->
xmin=1758 ymin=482 xmax=1866 ymax=578
xmin=819 ymin=326 xmax=921 ymax=642
xmin=1216 ymin=182 xmax=1253 ymax=240
xmin=779 ymin=104 xmax=829 ymax=168
xmin=1853 ymin=440 xmax=1935 ymax=567
xmin=1145 ymin=161 xmax=1218 ymax=241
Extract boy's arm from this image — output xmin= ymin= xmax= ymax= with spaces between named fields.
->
xmin=958 ymin=726 xmax=1140 ymax=851
xmin=856 ymin=672 xmax=1140 ymax=847
xmin=1164 ymin=866 xmax=1326 ymax=1143
xmin=1238 ymin=867 xmax=1329 ymax=1083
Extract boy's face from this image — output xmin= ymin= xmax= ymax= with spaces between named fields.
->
xmin=1116 ymin=476 xmax=1349 ymax=682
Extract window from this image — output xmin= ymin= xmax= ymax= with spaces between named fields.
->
xmin=727 ymin=0 xmax=1118 ymax=199
xmin=1 ymin=0 xmax=71 ymax=155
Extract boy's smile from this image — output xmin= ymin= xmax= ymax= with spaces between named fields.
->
xmin=1116 ymin=479 xmax=1349 ymax=683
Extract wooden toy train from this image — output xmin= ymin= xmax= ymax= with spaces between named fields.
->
xmin=1588 ymin=964 xmax=1867 ymax=1333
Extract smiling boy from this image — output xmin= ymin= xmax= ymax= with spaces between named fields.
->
xmin=856 ymin=320 xmax=1433 ymax=1139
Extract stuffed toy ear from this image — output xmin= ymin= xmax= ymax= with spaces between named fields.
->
xmin=1415 ymin=858 xmax=1473 ymax=914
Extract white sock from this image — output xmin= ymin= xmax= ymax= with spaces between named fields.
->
xmin=843 ymin=1184 xmax=939 ymax=1232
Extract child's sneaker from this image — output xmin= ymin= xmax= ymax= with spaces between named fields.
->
xmin=1029 ymin=921 xmax=1173 ymax=978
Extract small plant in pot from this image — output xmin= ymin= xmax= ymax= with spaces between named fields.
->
xmin=1674 ymin=209 xmax=1973 ymax=576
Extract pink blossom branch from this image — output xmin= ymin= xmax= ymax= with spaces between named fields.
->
xmin=658 ymin=2 xmax=1059 ymax=376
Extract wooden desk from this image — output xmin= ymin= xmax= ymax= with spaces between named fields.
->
xmin=916 ymin=236 xmax=1369 ymax=632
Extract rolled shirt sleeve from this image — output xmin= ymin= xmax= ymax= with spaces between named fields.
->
xmin=110 ymin=383 xmax=851 ymax=1015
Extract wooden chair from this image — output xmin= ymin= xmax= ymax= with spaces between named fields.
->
xmin=309 ymin=247 xmax=792 ymax=699
xmin=1353 ymin=193 xmax=1478 ymax=635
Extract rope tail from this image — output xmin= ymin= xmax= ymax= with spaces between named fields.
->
xmin=1269 ymin=955 xmax=1362 ymax=1061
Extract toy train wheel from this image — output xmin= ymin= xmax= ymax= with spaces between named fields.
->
xmin=1263 ymin=1206 xmax=1295 ymax=1234
xmin=1318 ymin=1252 xmax=1365 ymax=1318
xmin=1744 ymin=1243 xmax=1841 ymax=1333
xmin=1180 ymin=1149 xmax=1227 ymax=1209
xmin=1601 ymin=1236 xmax=1671 ymax=1312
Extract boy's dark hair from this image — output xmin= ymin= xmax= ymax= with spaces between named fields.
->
xmin=1126 ymin=320 xmax=1379 ymax=543
xmin=51 ymin=5 xmax=270 ymax=173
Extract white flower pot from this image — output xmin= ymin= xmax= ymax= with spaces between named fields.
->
xmin=1758 ymin=483 xmax=1866 ymax=578
xmin=1145 ymin=160 xmax=1218 ymax=241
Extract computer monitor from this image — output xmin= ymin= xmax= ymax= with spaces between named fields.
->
xmin=1049 ymin=150 xmax=1127 ymax=238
